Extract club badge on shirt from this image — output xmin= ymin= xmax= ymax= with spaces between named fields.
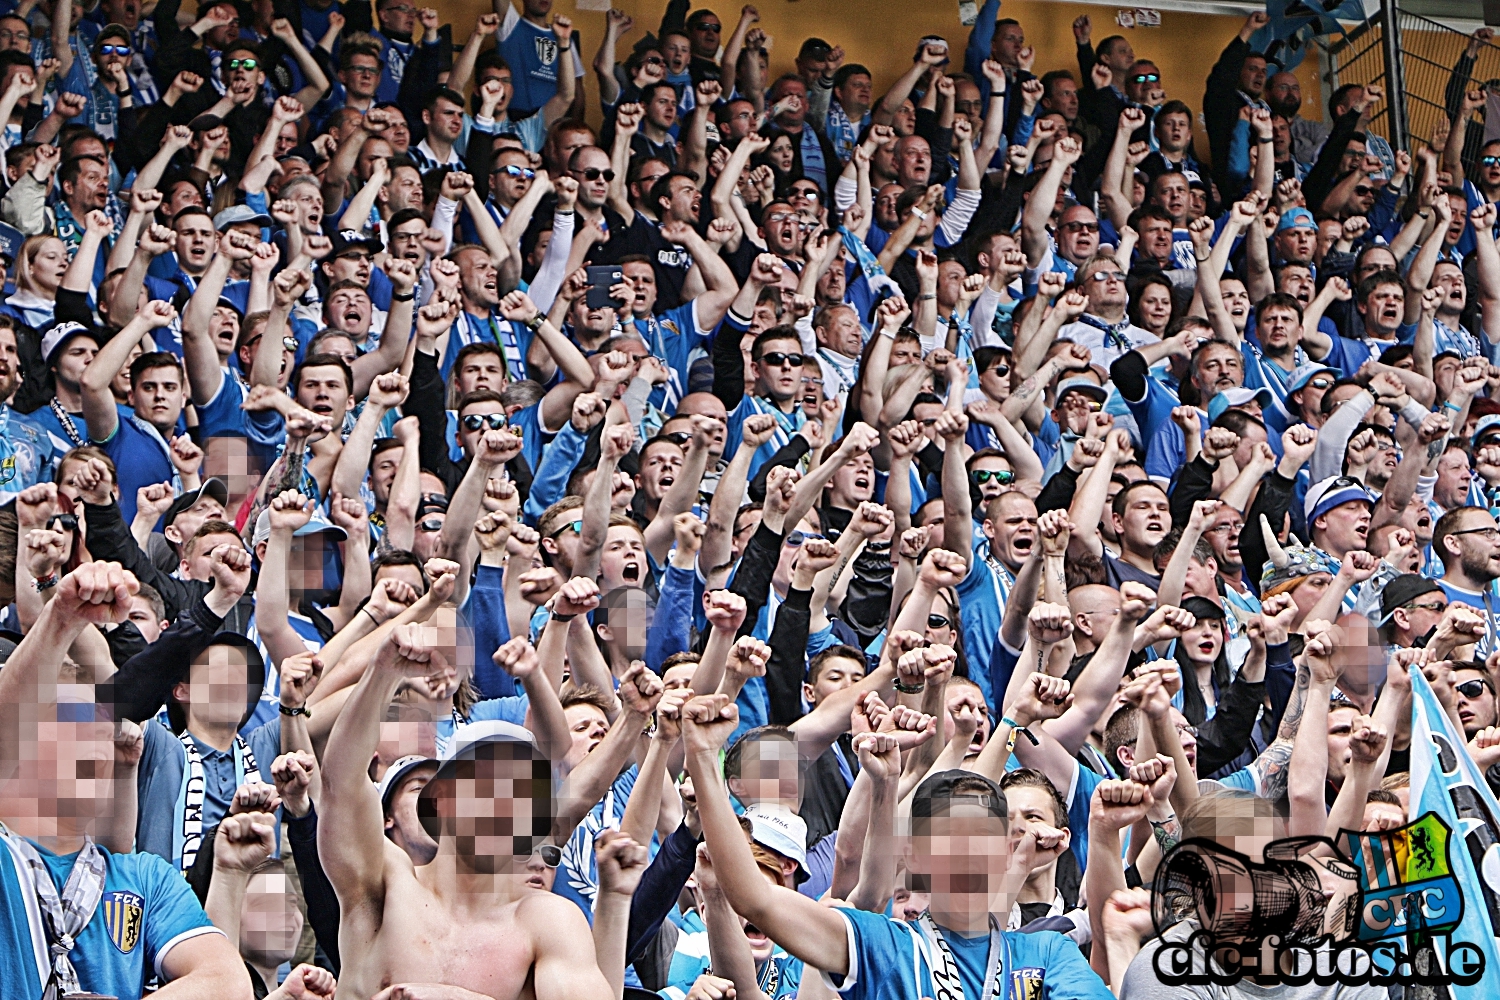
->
xmin=1011 ymin=968 xmax=1045 ymax=1000
xmin=103 ymin=890 xmax=144 ymax=954
xmin=534 ymin=35 xmax=559 ymax=65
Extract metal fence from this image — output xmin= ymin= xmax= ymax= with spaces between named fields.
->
xmin=1325 ymin=3 xmax=1499 ymax=166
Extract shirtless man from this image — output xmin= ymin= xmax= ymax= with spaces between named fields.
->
xmin=319 ymin=620 xmax=628 ymax=1000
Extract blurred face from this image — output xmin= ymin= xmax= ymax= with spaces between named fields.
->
xmin=424 ymin=97 xmax=465 ymax=142
xmin=1314 ymin=500 xmax=1372 ymax=557
xmin=984 ymin=494 xmax=1037 ymax=569
xmin=994 ymin=21 xmax=1024 ymax=64
xmin=838 ymin=73 xmax=874 ymax=115
xmin=1239 ymin=56 xmax=1267 ymax=97
xmin=773 ymin=78 xmax=807 ymax=127
xmin=377 ymin=0 xmax=416 ymax=35
xmin=662 ymin=33 xmax=692 ymax=75
xmin=599 ymin=525 xmax=647 ymax=591
xmin=804 ymin=655 xmax=864 ymax=707
xmin=0 ymin=16 xmax=31 ymax=52
xmin=687 ymin=14 xmax=721 ymax=58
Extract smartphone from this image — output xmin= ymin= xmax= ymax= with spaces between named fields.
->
xmin=586 ymin=264 xmax=625 ymax=310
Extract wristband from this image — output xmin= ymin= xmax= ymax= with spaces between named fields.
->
xmin=391 ymin=290 xmax=416 ymax=302
xmin=894 ymin=678 xmax=926 ymax=694
xmin=917 ymin=293 xmax=936 ymax=300
xmin=526 ymin=314 xmax=545 ymax=331
xmin=911 ymin=208 xmax=929 ymax=221
xmin=34 ymin=574 xmax=57 ymax=592
xmin=551 ymin=612 xmax=578 ymax=623
xmin=279 ymin=704 xmax=311 ymax=717
xmin=1444 ymin=401 xmax=1463 ymax=413
xmin=1255 ymin=136 xmax=1273 ymax=144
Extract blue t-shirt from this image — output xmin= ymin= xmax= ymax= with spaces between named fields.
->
xmin=0 ymin=839 xmax=220 ymax=999
xmin=97 ymin=415 xmax=174 ymax=524
xmin=829 ymin=907 xmax=1111 ymax=1000
xmin=498 ymin=16 xmax=581 ymax=114
xmin=0 ymin=405 xmax=55 ymax=505
xmin=956 ymin=549 xmax=1012 ymax=711
xmin=1066 ymin=760 xmax=1105 ymax=871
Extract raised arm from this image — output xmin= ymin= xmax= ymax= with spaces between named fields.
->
xmin=82 ymin=301 xmax=174 ymax=444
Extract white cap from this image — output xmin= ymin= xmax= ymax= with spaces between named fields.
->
xmin=743 ymin=804 xmax=810 ymax=883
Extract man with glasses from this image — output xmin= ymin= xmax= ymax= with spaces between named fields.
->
xmin=1377 ymin=573 xmax=1449 ymax=650
xmin=1058 ymin=254 xmax=1159 ymax=368
xmin=1454 ymin=663 xmax=1498 ymax=739
xmin=1022 ymin=136 xmax=1098 ymax=284
xmin=1435 ymin=506 xmax=1500 ymax=657
xmin=332 ymin=41 xmax=383 ymax=119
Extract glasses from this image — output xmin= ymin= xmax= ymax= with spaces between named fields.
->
xmin=983 ymin=364 xmax=1010 ymax=378
xmin=971 ymin=469 xmax=1015 ymax=485
xmin=533 ymin=844 xmax=563 ymax=867
xmin=642 ymin=56 xmax=665 ymax=67
xmin=493 ymin=164 xmax=536 ymax=180
xmin=801 ymin=375 xmax=824 ymax=387
xmin=244 ymin=334 xmax=298 ymax=353
xmin=662 ymin=431 xmax=692 ymax=446
xmin=347 ymin=63 xmax=381 ymax=76
xmin=98 ymin=44 xmax=130 ymax=56
xmin=227 ymin=58 xmax=259 ymax=71
xmin=574 ymin=167 xmax=615 ymax=182
xmin=1175 ymin=723 xmax=1198 ymax=738
xmin=1306 ymin=377 xmax=1334 ymax=390
xmin=1457 ymin=679 xmax=1493 ymax=699
xmin=381 ymin=2 xmax=416 ymax=12
xmin=1061 ymin=221 xmax=1100 ymax=233
xmin=1404 ymin=600 xmax=1448 ymax=614
xmin=1353 ymin=185 xmax=1373 ymax=196
xmin=786 ymin=530 xmax=825 ymax=547
xmin=548 ymin=519 xmax=584 ymax=539
xmin=637 ymin=173 xmax=669 ymax=188
xmin=927 ymin=614 xmax=951 ymax=630
xmin=47 ymin=514 xmax=78 ymax=533
xmin=1088 ymin=270 xmax=1126 ymax=283
xmin=1482 ymin=156 xmax=1500 ymax=167
xmin=1130 ymin=73 xmax=1161 ymax=84
xmin=416 ymin=518 xmax=445 ymax=532
xmin=766 ymin=212 xmax=800 ymax=223
xmin=1450 ymin=525 xmax=1500 ymax=540
xmin=1204 ymin=522 xmax=1243 ymax=534
xmin=0 ymin=29 xmax=30 ymax=43
xmin=759 ymin=352 xmax=806 ymax=368
xmin=462 ymin=413 xmax=508 ymax=431
xmin=694 ymin=22 xmax=722 ymax=32
xmin=790 ymin=188 xmax=820 ymax=201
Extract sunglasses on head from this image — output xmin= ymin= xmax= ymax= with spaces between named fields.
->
xmin=1457 ymin=677 xmax=1493 ymax=700
xmin=1130 ymin=73 xmax=1160 ymax=84
xmin=47 ymin=514 xmax=78 ymax=533
xmin=462 ymin=413 xmax=508 ymax=431
xmin=972 ymin=469 xmax=1014 ymax=485
xmin=496 ymin=164 xmax=536 ymax=180
xmin=416 ymin=517 xmax=445 ymax=532
xmin=927 ymin=613 xmax=951 ymax=630
xmin=575 ymin=167 xmax=616 ymax=182
xmin=98 ymin=43 xmax=130 ymax=56
xmin=227 ymin=57 xmax=259 ymax=71
xmin=759 ymin=352 xmax=806 ymax=368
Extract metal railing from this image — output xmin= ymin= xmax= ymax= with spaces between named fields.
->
xmin=1325 ymin=3 xmax=1499 ymax=167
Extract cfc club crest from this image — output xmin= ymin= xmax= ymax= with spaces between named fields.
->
xmin=534 ymin=35 xmax=558 ymax=66
xmin=102 ymin=890 xmax=143 ymax=954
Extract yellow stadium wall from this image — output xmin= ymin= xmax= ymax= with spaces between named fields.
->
xmin=428 ymin=0 xmax=1326 ymax=161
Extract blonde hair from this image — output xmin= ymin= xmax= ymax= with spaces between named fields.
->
xmin=16 ymin=234 xmax=63 ymax=296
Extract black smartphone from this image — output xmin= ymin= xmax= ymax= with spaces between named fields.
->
xmin=586 ymin=264 xmax=625 ymax=309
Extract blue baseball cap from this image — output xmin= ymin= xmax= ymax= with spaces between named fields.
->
xmin=1206 ymin=386 xmax=1272 ymax=423
xmin=1305 ymin=475 xmax=1373 ymax=524
xmin=1473 ymin=414 xmax=1500 ymax=447
xmin=1288 ymin=363 xmax=1340 ymax=395
xmin=1276 ymin=207 xmax=1317 ymax=232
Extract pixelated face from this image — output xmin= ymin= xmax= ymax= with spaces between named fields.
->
xmin=429 ymin=753 xmax=552 ymax=872
xmin=910 ymin=806 xmax=1011 ymax=907
xmin=31 ymin=711 xmax=117 ymax=821
xmin=729 ymin=736 xmax=800 ymax=807
xmin=599 ymin=525 xmax=647 ymax=591
xmin=240 ymin=870 xmax=303 ymax=967
xmin=295 ymin=363 xmax=352 ymax=422
xmin=176 ymin=644 xmax=252 ymax=731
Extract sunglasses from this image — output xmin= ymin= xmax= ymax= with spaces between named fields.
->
xmin=495 ymin=164 xmax=536 ymax=180
xmin=548 ymin=518 xmax=584 ymax=539
xmin=244 ymin=334 xmax=298 ymax=353
xmin=642 ymin=56 xmax=665 ymax=66
xmin=1305 ymin=377 xmax=1334 ymax=390
xmin=984 ymin=364 xmax=1010 ymax=378
xmin=972 ymin=469 xmax=1015 ymax=485
xmin=790 ymin=188 xmax=820 ymax=201
xmin=462 ymin=413 xmax=508 ymax=431
xmin=1457 ymin=678 xmax=1493 ymax=699
xmin=786 ymin=530 xmax=825 ymax=547
xmin=98 ymin=43 xmax=130 ymax=56
xmin=47 ymin=514 xmax=78 ymax=533
xmin=533 ymin=844 xmax=563 ymax=867
xmin=759 ymin=352 xmax=807 ymax=368
xmin=927 ymin=613 xmax=951 ymax=630
xmin=1088 ymin=270 xmax=1126 ymax=283
xmin=1353 ymin=185 xmax=1373 ymax=196
xmin=575 ymin=167 xmax=616 ymax=182
xmin=662 ymin=431 xmax=692 ymax=446
xmin=1130 ymin=73 xmax=1160 ymax=84
xmin=1403 ymin=600 xmax=1447 ymax=614
xmin=227 ymin=58 xmax=259 ymax=71
xmin=416 ymin=518 xmax=445 ymax=532
xmin=1061 ymin=221 xmax=1100 ymax=233
xmin=1482 ymin=156 xmax=1500 ymax=167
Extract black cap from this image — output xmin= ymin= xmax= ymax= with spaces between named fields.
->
xmin=799 ymin=37 xmax=832 ymax=60
xmin=911 ymin=769 xmax=1007 ymax=822
xmin=163 ymin=477 xmax=229 ymax=531
xmin=327 ymin=227 xmax=384 ymax=259
xmin=1180 ymin=596 xmax=1228 ymax=621
xmin=1379 ymin=574 xmax=1444 ymax=625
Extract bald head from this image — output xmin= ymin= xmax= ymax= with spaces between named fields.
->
xmin=1069 ymin=585 xmax=1122 ymax=649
